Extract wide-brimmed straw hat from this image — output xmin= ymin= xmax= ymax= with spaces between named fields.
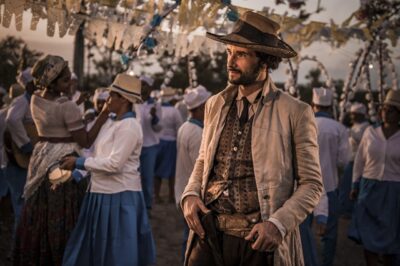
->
xmin=108 ymin=74 xmax=142 ymax=104
xmin=206 ymin=11 xmax=297 ymax=58
xmin=384 ymin=89 xmax=400 ymax=109
xmin=183 ymin=85 xmax=211 ymax=110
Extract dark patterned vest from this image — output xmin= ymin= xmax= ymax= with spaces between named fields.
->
xmin=204 ymin=100 xmax=260 ymax=215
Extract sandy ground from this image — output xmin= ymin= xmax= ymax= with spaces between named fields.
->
xmin=0 ymin=180 xmax=366 ymax=266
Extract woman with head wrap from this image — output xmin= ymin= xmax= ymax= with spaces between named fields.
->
xmin=13 ymin=55 xmax=110 ymax=266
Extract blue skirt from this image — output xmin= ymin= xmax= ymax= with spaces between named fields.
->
xmin=0 ymin=168 xmax=9 ymax=198
xmin=63 ymin=191 xmax=156 ymax=266
xmin=155 ymin=140 xmax=177 ymax=179
xmin=338 ymin=162 xmax=354 ymax=216
xmin=348 ymin=178 xmax=400 ymax=254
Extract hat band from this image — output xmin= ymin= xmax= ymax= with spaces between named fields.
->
xmin=232 ymin=21 xmax=279 ymax=48
xmin=112 ymin=84 xmax=141 ymax=97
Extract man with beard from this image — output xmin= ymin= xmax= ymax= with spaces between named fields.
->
xmin=181 ymin=11 xmax=323 ymax=266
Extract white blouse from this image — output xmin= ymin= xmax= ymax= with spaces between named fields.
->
xmin=353 ymin=126 xmax=400 ymax=183
xmin=77 ymin=112 xmax=143 ymax=193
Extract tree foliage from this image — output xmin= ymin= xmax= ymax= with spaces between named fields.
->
xmin=0 ymin=36 xmax=43 ymax=90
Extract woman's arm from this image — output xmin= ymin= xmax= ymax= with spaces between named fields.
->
xmin=70 ymin=109 xmax=109 ymax=148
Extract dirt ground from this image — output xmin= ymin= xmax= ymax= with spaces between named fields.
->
xmin=0 ymin=180 xmax=366 ymax=266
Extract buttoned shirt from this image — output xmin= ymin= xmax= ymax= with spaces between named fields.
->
xmin=236 ymin=86 xmax=262 ymax=118
xmin=235 ymin=86 xmax=285 ymax=237
xmin=175 ymin=119 xmax=203 ymax=206
xmin=76 ymin=112 xmax=143 ymax=193
xmin=353 ymin=126 xmax=400 ymax=183
xmin=315 ymin=113 xmax=351 ymax=192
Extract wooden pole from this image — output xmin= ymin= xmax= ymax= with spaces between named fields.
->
xmin=73 ymin=23 xmax=85 ymax=88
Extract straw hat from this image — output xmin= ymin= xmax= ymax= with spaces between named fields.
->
xmin=108 ymin=74 xmax=142 ymax=104
xmin=312 ymin=88 xmax=333 ymax=107
xmin=206 ymin=11 xmax=297 ymax=58
xmin=350 ymin=102 xmax=367 ymax=115
xmin=384 ymin=90 xmax=400 ymax=109
xmin=183 ymin=85 xmax=211 ymax=110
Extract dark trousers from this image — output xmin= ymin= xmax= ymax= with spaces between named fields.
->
xmin=187 ymin=233 xmax=273 ymax=266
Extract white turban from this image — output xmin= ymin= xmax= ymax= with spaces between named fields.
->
xmin=17 ymin=68 xmax=34 ymax=88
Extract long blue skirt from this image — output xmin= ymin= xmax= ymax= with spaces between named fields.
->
xmin=348 ymin=178 xmax=400 ymax=254
xmin=155 ymin=140 xmax=177 ymax=179
xmin=63 ymin=191 xmax=156 ymax=266
xmin=338 ymin=162 xmax=354 ymax=217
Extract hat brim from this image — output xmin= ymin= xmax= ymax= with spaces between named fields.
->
xmin=108 ymin=87 xmax=143 ymax=104
xmin=383 ymin=100 xmax=400 ymax=109
xmin=206 ymin=32 xmax=297 ymax=58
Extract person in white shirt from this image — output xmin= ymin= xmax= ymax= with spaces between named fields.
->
xmin=175 ymin=85 xmax=211 ymax=259
xmin=4 ymin=68 xmax=37 ymax=256
xmin=312 ymin=88 xmax=350 ymax=266
xmin=154 ymin=87 xmax=183 ymax=203
xmin=138 ymin=76 xmax=162 ymax=210
xmin=338 ymin=102 xmax=369 ymax=217
xmin=349 ymin=90 xmax=400 ymax=266
xmin=61 ymin=73 xmax=156 ymax=266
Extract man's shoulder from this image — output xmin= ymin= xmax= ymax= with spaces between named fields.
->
xmin=275 ymin=90 xmax=310 ymax=114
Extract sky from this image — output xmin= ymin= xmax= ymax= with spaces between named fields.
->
xmin=0 ymin=0 xmax=399 ymax=87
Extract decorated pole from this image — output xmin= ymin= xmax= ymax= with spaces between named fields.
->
xmin=73 ymin=23 xmax=85 ymax=88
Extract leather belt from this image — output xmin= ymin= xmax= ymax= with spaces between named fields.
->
xmin=215 ymin=212 xmax=261 ymax=238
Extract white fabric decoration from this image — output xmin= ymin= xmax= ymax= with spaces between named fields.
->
xmin=47 ymin=7 xmax=70 ymax=37
xmin=107 ymin=22 xmax=127 ymax=50
xmin=68 ymin=14 xmax=85 ymax=36
xmin=122 ymin=25 xmax=142 ymax=51
xmin=85 ymin=19 xmax=108 ymax=46
xmin=65 ymin=0 xmax=81 ymax=13
xmin=2 ymin=0 xmax=25 ymax=31
xmin=29 ymin=2 xmax=46 ymax=31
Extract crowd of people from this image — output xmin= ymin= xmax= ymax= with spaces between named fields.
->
xmin=0 ymin=10 xmax=399 ymax=266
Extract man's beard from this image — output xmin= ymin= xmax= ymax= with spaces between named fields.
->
xmin=228 ymin=61 xmax=263 ymax=86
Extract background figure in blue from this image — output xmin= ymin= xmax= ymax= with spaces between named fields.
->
xmin=338 ymin=102 xmax=369 ymax=218
xmin=312 ymin=88 xmax=350 ymax=266
xmin=139 ymin=76 xmax=162 ymax=210
xmin=154 ymin=87 xmax=183 ymax=204
xmin=4 ymin=68 xmax=37 ymax=257
xmin=175 ymin=85 xmax=211 ymax=261
xmin=349 ymin=90 xmax=400 ymax=266
xmin=300 ymin=188 xmax=329 ymax=266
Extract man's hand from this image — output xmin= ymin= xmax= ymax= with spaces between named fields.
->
xmin=182 ymin=195 xmax=210 ymax=239
xmin=245 ymin=221 xmax=282 ymax=252
xmin=349 ymin=189 xmax=359 ymax=201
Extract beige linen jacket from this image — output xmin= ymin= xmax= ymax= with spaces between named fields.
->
xmin=181 ymin=77 xmax=323 ymax=266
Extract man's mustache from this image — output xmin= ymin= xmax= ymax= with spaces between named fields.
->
xmin=228 ymin=67 xmax=241 ymax=73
